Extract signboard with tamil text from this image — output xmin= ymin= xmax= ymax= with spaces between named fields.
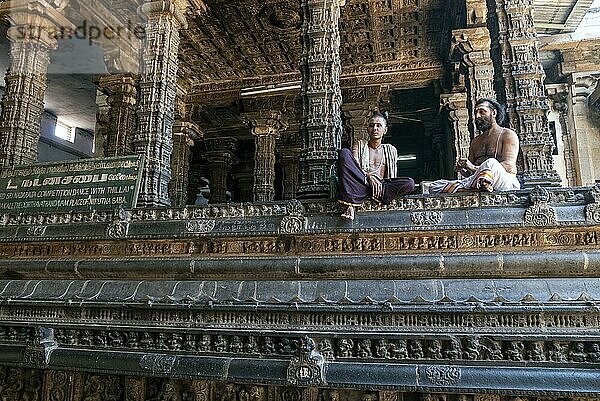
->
xmin=0 ymin=156 xmax=143 ymax=213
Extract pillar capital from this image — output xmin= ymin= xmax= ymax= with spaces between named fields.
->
xmin=242 ymin=111 xmax=288 ymax=137
xmin=572 ymin=73 xmax=600 ymax=99
xmin=450 ymin=28 xmax=491 ymax=66
xmin=0 ymin=0 xmax=74 ymax=49
xmin=138 ymin=0 xmax=188 ymax=29
xmin=173 ymin=121 xmax=204 ymax=143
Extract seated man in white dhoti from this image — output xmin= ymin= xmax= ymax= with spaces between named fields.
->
xmin=429 ymin=98 xmax=520 ymax=194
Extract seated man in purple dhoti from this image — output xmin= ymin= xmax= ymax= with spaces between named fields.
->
xmin=337 ymin=111 xmax=415 ymax=220
xmin=429 ymin=98 xmax=520 ymax=194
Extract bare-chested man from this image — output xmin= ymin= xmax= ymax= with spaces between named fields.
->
xmin=429 ymin=98 xmax=520 ymax=194
xmin=337 ymin=111 xmax=415 ymax=220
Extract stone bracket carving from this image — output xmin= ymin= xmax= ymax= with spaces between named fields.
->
xmin=524 ymin=186 xmax=557 ymax=226
xmin=287 ymin=336 xmax=326 ymax=387
xmin=586 ymin=184 xmax=600 ymax=224
xmin=280 ymin=200 xmax=307 ymax=234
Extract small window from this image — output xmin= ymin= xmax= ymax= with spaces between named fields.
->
xmin=55 ymin=121 xmax=75 ymax=143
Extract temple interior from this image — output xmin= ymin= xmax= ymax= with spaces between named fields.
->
xmin=0 ymin=0 xmax=599 ymax=400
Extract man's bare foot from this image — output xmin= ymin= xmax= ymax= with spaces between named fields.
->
xmin=478 ymin=178 xmax=494 ymax=192
xmin=341 ymin=205 xmax=355 ymax=220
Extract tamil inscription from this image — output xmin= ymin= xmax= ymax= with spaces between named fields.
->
xmin=0 ymin=156 xmax=143 ymax=212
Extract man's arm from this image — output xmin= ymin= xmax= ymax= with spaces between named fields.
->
xmin=499 ymin=128 xmax=519 ymax=174
xmin=454 ymin=140 xmax=478 ymax=177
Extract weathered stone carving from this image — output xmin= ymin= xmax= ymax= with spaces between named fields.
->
xmin=134 ymin=1 xmax=188 ymax=207
xmin=411 ymin=211 xmax=443 ymax=226
xmin=297 ymin=0 xmax=345 ymax=198
xmin=585 ymin=185 xmax=600 ymax=224
xmin=425 ymin=366 xmax=461 ymax=385
xmin=97 ymin=74 xmax=138 ymax=157
xmin=204 ymin=138 xmax=238 ymax=204
xmin=139 ymin=354 xmax=177 ymax=374
xmin=287 ymin=336 xmax=325 ymax=386
xmin=489 ymin=0 xmax=561 ymax=186
xmin=524 ymin=186 xmax=557 ymax=226
xmin=44 ymin=370 xmax=73 ymax=401
xmin=242 ymin=111 xmax=288 ymax=202
xmin=125 ymin=376 xmax=146 ymax=401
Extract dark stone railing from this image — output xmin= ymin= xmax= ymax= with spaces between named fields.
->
xmin=0 ymin=185 xmax=600 ymax=395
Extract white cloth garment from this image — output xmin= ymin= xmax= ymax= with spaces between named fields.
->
xmin=355 ymin=140 xmax=397 ymax=179
xmin=429 ymin=158 xmax=520 ymax=194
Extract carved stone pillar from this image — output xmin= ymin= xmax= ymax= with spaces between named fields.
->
xmin=297 ymin=0 xmax=346 ymax=199
xmin=490 ymin=0 xmax=561 ymax=186
xmin=547 ymin=83 xmax=578 ymax=186
xmin=233 ymin=172 xmax=254 ymax=202
xmin=243 ymin=112 xmax=287 ymax=202
xmin=0 ymin=2 xmax=72 ymax=166
xmin=124 ymin=377 xmax=146 ymax=401
xmin=570 ymin=74 xmax=600 ymax=185
xmin=450 ymin=28 xmax=495 ymax=129
xmin=94 ymin=91 xmax=109 ymax=158
xmin=280 ymin=148 xmax=301 ymax=200
xmin=134 ymin=0 xmax=187 ymax=207
xmin=440 ymin=92 xmax=470 ymax=170
xmin=204 ymin=137 xmax=237 ymax=204
xmin=97 ymin=74 xmax=138 ymax=157
xmin=170 ymin=121 xmax=203 ymax=207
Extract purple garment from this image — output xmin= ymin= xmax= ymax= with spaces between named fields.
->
xmin=337 ymin=148 xmax=415 ymax=206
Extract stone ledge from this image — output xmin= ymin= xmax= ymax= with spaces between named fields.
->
xmin=1 ymin=345 xmax=599 ymax=395
xmin=0 ymin=250 xmax=599 ymax=280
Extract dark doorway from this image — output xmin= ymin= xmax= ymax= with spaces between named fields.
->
xmin=387 ymin=120 xmax=425 ymax=183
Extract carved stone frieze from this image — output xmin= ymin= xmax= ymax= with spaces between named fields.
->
xmin=1 ymin=326 xmax=597 ymax=367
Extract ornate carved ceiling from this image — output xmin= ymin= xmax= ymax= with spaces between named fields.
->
xmin=181 ymin=0 xmax=450 ymax=96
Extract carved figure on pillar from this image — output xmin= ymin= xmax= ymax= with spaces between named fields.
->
xmin=134 ymin=0 xmax=187 ymax=207
xmin=97 ymin=74 xmax=138 ymax=157
xmin=297 ymin=0 xmax=346 ymax=199
xmin=337 ymin=112 xmax=415 ymax=220
xmin=0 ymin=2 xmax=73 ymax=166
xmin=170 ymin=121 xmax=203 ymax=207
xmin=430 ymin=98 xmax=520 ymax=193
